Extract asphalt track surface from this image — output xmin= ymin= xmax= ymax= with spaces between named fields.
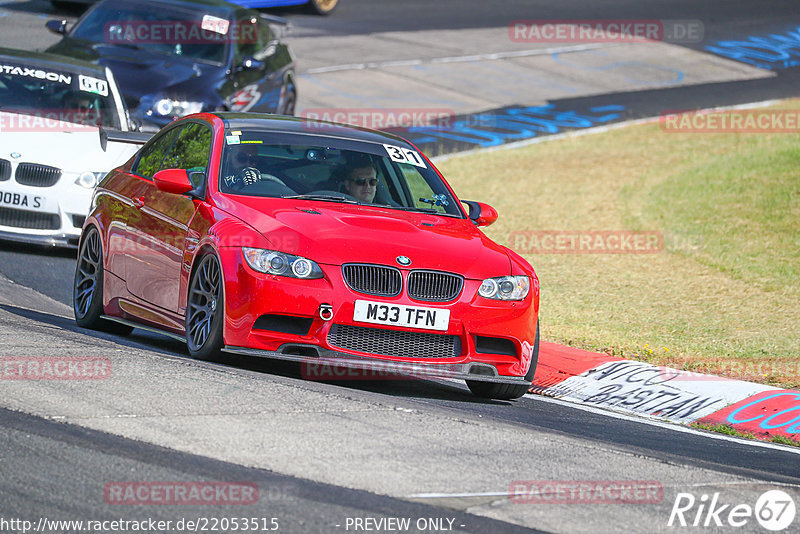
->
xmin=1 ymin=407 xmax=539 ymax=534
xmin=1 ymin=1 xmax=800 ymax=532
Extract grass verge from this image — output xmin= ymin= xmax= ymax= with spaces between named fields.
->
xmin=437 ymin=100 xmax=800 ymax=389
xmin=690 ymin=422 xmax=800 ymax=448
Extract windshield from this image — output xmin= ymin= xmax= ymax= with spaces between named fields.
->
xmin=70 ymin=0 xmax=229 ymax=64
xmin=219 ymin=131 xmax=463 ymax=217
xmin=0 ymin=60 xmax=121 ymax=129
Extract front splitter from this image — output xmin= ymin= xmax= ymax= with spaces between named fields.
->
xmin=224 ymin=345 xmax=529 ymax=384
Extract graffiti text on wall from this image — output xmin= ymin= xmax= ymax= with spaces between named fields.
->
xmin=705 ymin=26 xmax=800 ymax=70
xmin=403 ymin=104 xmax=626 ymax=149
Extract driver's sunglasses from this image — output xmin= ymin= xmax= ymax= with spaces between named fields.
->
xmin=353 ymin=178 xmax=378 ymax=186
xmin=236 ymin=153 xmax=258 ymax=164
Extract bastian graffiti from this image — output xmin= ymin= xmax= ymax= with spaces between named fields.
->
xmin=545 ymin=360 xmax=729 ymax=423
xmin=705 ymin=26 xmax=800 ymax=70
xmin=580 ymin=361 xmax=723 ymax=422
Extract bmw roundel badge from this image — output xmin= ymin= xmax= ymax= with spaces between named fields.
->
xmin=10 ymin=152 xmax=21 ymax=159
xmin=396 ymin=256 xmax=411 ymax=266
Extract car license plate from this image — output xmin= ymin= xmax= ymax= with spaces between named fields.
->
xmin=0 ymin=190 xmax=47 ymax=211
xmin=353 ymin=300 xmax=450 ymax=331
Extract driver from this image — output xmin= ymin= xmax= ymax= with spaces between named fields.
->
xmin=225 ymin=144 xmax=262 ymax=188
xmin=343 ymin=162 xmax=378 ymax=203
xmin=224 ymin=143 xmax=286 ymax=191
xmin=65 ymin=93 xmax=101 ymax=126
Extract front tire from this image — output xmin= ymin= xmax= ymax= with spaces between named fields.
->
xmin=466 ymin=321 xmax=539 ymax=400
xmin=73 ymin=227 xmax=133 ymax=335
xmin=186 ymin=254 xmax=225 ymax=361
xmin=278 ymin=88 xmax=296 ymax=116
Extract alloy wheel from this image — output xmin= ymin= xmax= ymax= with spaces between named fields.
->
xmin=187 ymin=255 xmax=221 ymax=350
xmin=74 ymin=229 xmax=100 ymax=319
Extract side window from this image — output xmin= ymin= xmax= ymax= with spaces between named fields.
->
xmin=252 ymin=20 xmax=275 ymax=61
xmin=401 ymin=165 xmax=447 ymax=214
xmin=236 ymin=19 xmax=260 ymax=61
xmin=236 ymin=18 xmax=273 ymax=62
xmin=132 ymin=127 xmax=180 ymax=180
xmin=160 ymin=123 xmax=212 ymax=187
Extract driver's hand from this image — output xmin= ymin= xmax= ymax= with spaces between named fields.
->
xmin=236 ymin=167 xmax=261 ymax=186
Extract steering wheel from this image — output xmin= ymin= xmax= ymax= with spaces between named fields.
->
xmin=230 ymin=167 xmax=287 ymax=190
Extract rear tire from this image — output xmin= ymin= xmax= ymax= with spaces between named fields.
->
xmin=73 ymin=227 xmax=133 ymax=336
xmin=186 ymin=254 xmax=225 ymax=362
xmin=307 ymin=0 xmax=338 ymax=15
xmin=467 ymin=321 xmax=539 ymax=400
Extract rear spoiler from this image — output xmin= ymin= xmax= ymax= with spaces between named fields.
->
xmin=99 ymin=128 xmax=153 ymax=152
xmin=259 ymin=13 xmax=290 ymax=27
xmin=259 ymin=13 xmax=291 ymax=39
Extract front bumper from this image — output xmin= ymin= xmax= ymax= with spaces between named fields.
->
xmin=218 ymin=247 xmax=538 ymax=379
xmin=0 ymin=180 xmax=90 ymax=248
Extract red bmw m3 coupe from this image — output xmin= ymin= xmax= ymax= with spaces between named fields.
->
xmin=73 ymin=113 xmax=539 ymax=399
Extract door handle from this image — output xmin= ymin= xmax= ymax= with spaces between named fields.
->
xmin=132 ymin=196 xmax=145 ymax=209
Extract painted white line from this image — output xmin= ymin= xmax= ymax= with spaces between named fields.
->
xmin=529 ymin=394 xmax=800 ymax=455
xmin=306 ymin=43 xmax=614 ymax=74
xmin=409 ymin=491 xmax=508 ymax=499
xmin=431 ymin=98 xmax=785 ymax=163
xmin=407 ymin=480 xmax=800 ymax=500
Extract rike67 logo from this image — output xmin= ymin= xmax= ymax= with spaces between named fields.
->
xmin=668 ymin=490 xmax=796 ymax=531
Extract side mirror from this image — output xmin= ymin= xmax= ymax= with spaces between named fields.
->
xmin=238 ymin=57 xmax=265 ymax=71
xmin=153 ymin=168 xmax=194 ymax=195
xmin=46 ymin=19 xmax=68 ymax=35
xmin=462 ymin=200 xmax=498 ymax=227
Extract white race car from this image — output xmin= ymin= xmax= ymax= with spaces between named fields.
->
xmin=0 ymin=47 xmax=148 ymax=247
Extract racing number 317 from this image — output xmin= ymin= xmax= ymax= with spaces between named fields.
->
xmin=383 ymin=144 xmax=426 ymax=168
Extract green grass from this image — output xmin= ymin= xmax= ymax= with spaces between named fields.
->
xmin=691 ymin=422 xmax=800 ymax=448
xmin=437 ymin=101 xmax=800 ymax=389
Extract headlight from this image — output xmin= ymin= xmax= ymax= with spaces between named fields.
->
xmin=151 ymin=98 xmax=203 ymax=117
xmin=478 ymin=275 xmax=529 ymax=301
xmin=75 ymin=171 xmax=104 ymax=189
xmin=242 ymin=248 xmax=323 ymax=279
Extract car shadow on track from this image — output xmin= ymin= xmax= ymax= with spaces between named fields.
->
xmin=0 ymin=303 xmax=509 ymax=404
xmin=0 ymin=241 xmax=78 ymax=305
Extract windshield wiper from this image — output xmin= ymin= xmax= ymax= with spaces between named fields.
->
xmin=282 ymin=194 xmax=361 ymax=204
xmin=379 ymin=205 xmax=443 ymax=215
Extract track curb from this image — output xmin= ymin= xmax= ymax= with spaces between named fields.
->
xmin=530 ymin=342 xmax=800 ymax=444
